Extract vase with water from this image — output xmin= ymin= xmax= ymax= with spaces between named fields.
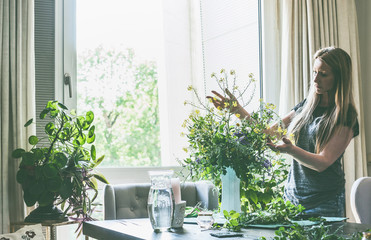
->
xmin=147 ymin=170 xmax=174 ymax=231
xmin=221 ymin=167 xmax=241 ymax=213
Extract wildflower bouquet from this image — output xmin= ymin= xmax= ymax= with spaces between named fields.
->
xmin=183 ymin=69 xmax=288 ymax=211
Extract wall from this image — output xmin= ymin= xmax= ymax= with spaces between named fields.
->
xmin=355 ymin=0 xmax=371 ymax=175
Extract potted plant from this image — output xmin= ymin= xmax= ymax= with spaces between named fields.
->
xmin=182 ymin=69 xmax=289 ymax=213
xmin=12 ymin=100 xmax=108 ymax=230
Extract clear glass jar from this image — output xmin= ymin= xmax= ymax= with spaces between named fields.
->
xmin=147 ymin=170 xmax=174 ymax=231
xmin=197 ymin=212 xmax=215 ymax=229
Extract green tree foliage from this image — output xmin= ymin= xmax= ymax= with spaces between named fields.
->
xmin=77 ymin=46 xmax=160 ymax=166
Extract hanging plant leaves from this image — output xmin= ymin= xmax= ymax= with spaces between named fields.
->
xmin=24 ymin=118 xmax=33 ymax=127
xmin=12 ymin=148 xmax=25 ymax=158
xmin=28 ymin=135 xmax=39 ymax=145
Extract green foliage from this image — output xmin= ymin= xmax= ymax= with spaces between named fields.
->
xmin=12 ymin=101 xmax=108 ymax=222
xmin=222 ymin=210 xmax=241 ymax=232
xmin=77 ymin=46 xmax=160 ymax=166
xmin=239 ymin=198 xmax=304 ymax=226
xmin=268 ymin=223 xmax=370 ymax=240
xmin=182 ymin=70 xmax=288 ymax=211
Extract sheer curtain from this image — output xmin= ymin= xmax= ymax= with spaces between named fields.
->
xmin=0 ymin=0 xmax=35 ymax=233
xmin=262 ymin=0 xmax=367 ymax=221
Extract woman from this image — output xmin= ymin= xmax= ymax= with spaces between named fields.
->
xmin=208 ymin=47 xmax=359 ymax=217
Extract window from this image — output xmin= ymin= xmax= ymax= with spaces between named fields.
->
xmin=35 ymin=0 xmax=261 ymax=180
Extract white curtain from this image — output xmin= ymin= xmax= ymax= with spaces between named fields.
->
xmin=262 ymin=0 xmax=367 ymax=221
xmin=0 ymin=0 xmax=35 ymax=233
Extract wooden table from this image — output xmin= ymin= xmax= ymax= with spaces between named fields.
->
xmin=83 ymin=218 xmax=371 ymax=240
xmin=11 ymin=220 xmax=89 ymax=240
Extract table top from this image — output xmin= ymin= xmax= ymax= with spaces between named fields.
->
xmin=83 ymin=218 xmax=371 ymax=240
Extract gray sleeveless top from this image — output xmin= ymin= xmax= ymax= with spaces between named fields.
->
xmin=284 ymin=100 xmax=359 ymax=209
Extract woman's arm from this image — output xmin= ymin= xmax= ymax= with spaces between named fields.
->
xmin=207 ymin=89 xmax=295 ymax=137
xmin=267 ymin=126 xmax=354 ymax=172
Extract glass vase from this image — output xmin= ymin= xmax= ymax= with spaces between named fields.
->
xmin=147 ymin=170 xmax=174 ymax=231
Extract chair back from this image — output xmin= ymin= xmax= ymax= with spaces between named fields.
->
xmin=104 ymin=181 xmax=218 ymax=220
xmin=350 ymin=177 xmax=371 ymax=224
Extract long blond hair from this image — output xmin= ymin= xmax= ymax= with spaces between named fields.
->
xmin=288 ymin=47 xmax=357 ymax=153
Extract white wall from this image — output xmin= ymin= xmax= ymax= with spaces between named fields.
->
xmin=355 ymin=0 xmax=371 ymax=175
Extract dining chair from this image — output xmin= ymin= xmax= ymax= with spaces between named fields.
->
xmin=350 ymin=176 xmax=371 ymax=224
xmin=104 ymin=181 xmax=219 ymax=220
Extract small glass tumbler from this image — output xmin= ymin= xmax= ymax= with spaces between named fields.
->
xmin=197 ymin=212 xmax=215 ymax=230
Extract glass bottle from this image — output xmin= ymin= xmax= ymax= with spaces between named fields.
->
xmin=147 ymin=170 xmax=174 ymax=231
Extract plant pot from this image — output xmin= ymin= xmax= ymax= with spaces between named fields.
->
xmin=220 ymin=167 xmax=241 ymax=213
xmin=24 ymin=205 xmax=68 ymax=223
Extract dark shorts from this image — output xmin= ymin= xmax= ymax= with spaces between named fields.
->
xmin=301 ymin=189 xmax=345 ymax=217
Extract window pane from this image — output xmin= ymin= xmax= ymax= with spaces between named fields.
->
xmin=200 ymin=0 xmax=260 ymax=111
xmin=76 ymin=0 xmax=163 ymax=167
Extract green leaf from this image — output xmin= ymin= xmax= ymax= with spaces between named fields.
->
xmin=32 ymin=148 xmax=44 ymax=161
xmin=45 ymin=122 xmax=55 ymax=135
xmin=85 ymin=111 xmax=94 ymax=124
xmin=12 ymin=148 xmax=25 ymax=158
xmin=60 ymin=179 xmax=73 ymax=199
xmin=250 ymin=192 xmax=258 ymax=204
xmin=93 ymin=155 xmax=105 ymax=168
xmin=16 ymin=169 xmax=28 ymax=184
xmin=89 ymin=177 xmax=98 ymax=190
xmin=43 ymin=164 xmax=59 ymax=178
xmin=91 ymin=145 xmax=96 ymax=160
xmin=70 ymin=109 xmax=77 ymax=116
xmin=87 ymin=134 xmax=95 ymax=144
xmin=54 ymin=152 xmax=68 ymax=168
xmin=28 ymin=135 xmax=39 ymax=145
xmin=39 ymin=108 xmax=50 ymax=119
xmin=88 ymin=125 xmax=95 ymax=138
xmin=58 ymin=102 xmax=68 ymax=110
xmin=24 ymin=118 xmax=33 ymax=127
xmin=23 ymin=190 xmax=37 ymax=207
xmin=93 ymin=173 xmax=109 ymax=184
xmin=21 ymin=152 xmax=35 ymax=166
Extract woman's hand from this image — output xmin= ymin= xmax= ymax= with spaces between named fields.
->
xmin=206 ymin=89 xmax=249 ymax=119
xmin=267 ymin=137 xmax=294 ymax=154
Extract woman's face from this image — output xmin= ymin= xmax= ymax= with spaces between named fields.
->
xmin=312 ymin=58 xmax=335 ymax=95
